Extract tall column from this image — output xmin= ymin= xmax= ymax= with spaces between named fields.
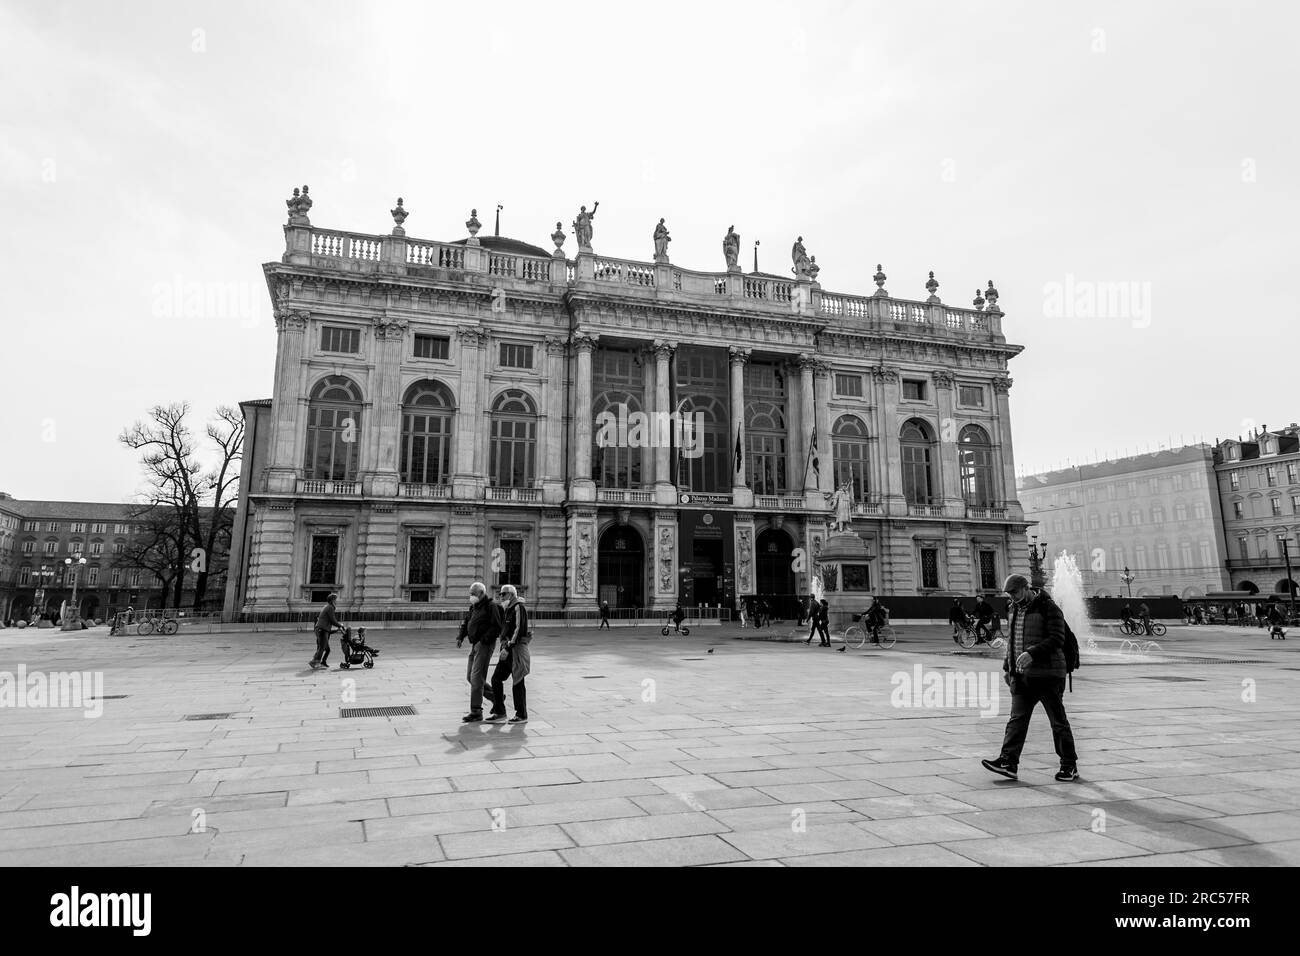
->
xmin=266 ymin=310 xmax=309 ymax=494
xmin=799 ymin=355 xmax=817 ymax=497
xmin=541 ymin=337 xmax=567 ymax=503
xmin=453 ymin=326 xmax=486 ymax=498
xmin=729 ymin=346 xmax=751 ymax=506
xmin=874 ymin=365 xmax=904 ymax=515
xmin=571 ymin=333 xmax=597 ymax=502
xmin=785 ymin=360 xmax=804 ymax=497
xmin=365 ymin=316 xmax=407 ymax=497
xmin=653 ymin=341 xmax=676 ymax=505
xmin=933 ymin=369 xmax=961 ymax=515
xmin=814 ymin=360 xmax=833 ymax=495
xmin=992 ymin=376 xmax=1020 ymax=519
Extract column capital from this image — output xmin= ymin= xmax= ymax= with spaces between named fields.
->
xmin=728 ymin=346 xmax=752 ymax=367
xmin=544 ymin=336 xmax=568 ymax=355
xmin=456 ymin=324 xmax=489 ymax=347
xmin=991 ymin=375 xmax=1013 ymax=394
xmin=933 ymin=369 xmax=955 ymax=389
xmin=574 ymin=333 xmax=599 ymax=354
xmin=275 ymin=310 xmax=309 ymax=333
xmin=813 ymin=359 xmax=832 ymax=378
xmin=870 ymin=364 xmax=900 ymax=383
xmin=652 ymin=339 xmax=677 ymax=361
xmin=797 ymin=353 xmax=818 ymax=372
xmin=372 ymin=315 xmax=409 ymax=339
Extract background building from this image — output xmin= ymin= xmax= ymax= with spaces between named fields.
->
xmin=228 ymin=194 xmax=1031 ymax=618
xmin=1019 ymin=446 xmax=1232 ymax=599
xmin=1214 ymin=424 xmax=1300 ymax=596
xmin=0 ymin=493 xmax=230 ymax=622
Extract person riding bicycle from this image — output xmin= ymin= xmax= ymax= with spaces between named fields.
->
xmin=1267 ymin=602 xmax=1286 ymax=639
xmin=1120 ymin=603 xmax=1133 ymax=629
xmin=862 ymin=596 xmax=888 ymax=645
xmin=948 ymin=598 xmax=971 ymax=643
xmin=1137 ymin=601 xmax=1151 ymax=635
xmin=973 ymin=595 xmax=995 ymax=643
xmin=670 ymin=604 xmax=686 ymax=633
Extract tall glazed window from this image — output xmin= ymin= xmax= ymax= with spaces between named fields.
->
xmin=958 ymin=424 xmax=995 ymax=507
xmin=489 ymin=389 xmax=537 ymax=487
xmin=832 ymin=415 xmax=870 ymax=500
xmin=304 ymin=375 xmax=362 ymax=480
xmin=400 ymin=381 xmax=455 ymax=485
xmin=901 ymin=419 xmax=935 ymax=505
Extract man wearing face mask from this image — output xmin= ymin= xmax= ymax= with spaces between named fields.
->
xmin=981 ymin=573 xmax=1079 ymax=782
xmin=458 ymin=581 xmax=504 ymax=723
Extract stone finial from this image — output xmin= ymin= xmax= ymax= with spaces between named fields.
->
xmin=286 ymin=184 xmax=312 ymax=225
xmin=390 ymin=197 xmax=408 ymax=235
xmin=985 ymin=279 xmax=1000 ymax=311
xmin=551 ymin=221 xmax=566 ymax=257
xmin=925 ymin=270 xmax=940 ymax=302
xmin=807 ymin=256 xmax=820 ymax=283
xmin=973 ymin=287 xmax=986 ymax=311
xmin=466 ymin=208 xmax=482 ymax=239
xmin=873 ymin=263 xmax=887 ymax=296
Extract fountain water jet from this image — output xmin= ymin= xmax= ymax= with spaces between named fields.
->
xmin=1049 ymin=551 xmax=1094 ymax=640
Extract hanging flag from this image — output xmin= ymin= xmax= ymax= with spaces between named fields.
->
xmin=734 ymin=424 xmax=743 ymax=474
xmin=805 ymin=425 xmax=820 ymax=484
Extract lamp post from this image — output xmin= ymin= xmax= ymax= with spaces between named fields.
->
xmin=1028 ymin=535 xmax=1048 ymax=588
xmin=1283 ymin=536 xmax=1296 ymax=623
xmin=62 ymin=550 xmax=86 ymax=631
xmin=1120 ymin=565 xmax=1135 ymax=600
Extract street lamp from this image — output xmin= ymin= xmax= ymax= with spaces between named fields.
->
xmin=1282 ymin=536 xmax=1296 ymax=623
xmin=32 ymin=565 xmax=55 ymax=621
xmin=62 ymin=550 xmax=86 ymax=631
xmin=1120 ymin=565 xmax=1135 ymax=600
xmin=1028 ymin=535 xmax=1048 ymax=588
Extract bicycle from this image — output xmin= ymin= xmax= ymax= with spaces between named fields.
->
xmin=661 ymin=621 xmax=690 ymax=636
xmin=1120 ymin=619 xmax=1166 ymax=637
xmin=955 ymin=619 xmax=1005 ymax=650
xmin=137 ymin=617 xmax=178 ymax=636
xmin=842 ymin=623 xmax=896 ymax=649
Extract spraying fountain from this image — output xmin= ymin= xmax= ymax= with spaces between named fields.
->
xmin=1049 ymin=551 xmax=1093 ymax=641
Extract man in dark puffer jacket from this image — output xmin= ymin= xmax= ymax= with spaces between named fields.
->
xmin=982 ymin=573 xmax=1079 ymax=782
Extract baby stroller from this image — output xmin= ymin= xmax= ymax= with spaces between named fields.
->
xmin=338 ymin=625 xmax=380 ymax=668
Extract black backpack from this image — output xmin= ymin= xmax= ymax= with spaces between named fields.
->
xmin=1062 ymin=619 xmax=1080 ymax=691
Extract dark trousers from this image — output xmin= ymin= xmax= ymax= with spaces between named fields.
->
xmin=599 ymin=617 xmax=610 ymax=629
xmin=490 ymin=653 xmax=527 ymax=717
xmin=311 ymin=626 xmax=331 ymax=665
xmin=999 ymin=675 xmax=1078 ymax=767
xmin=466 ymin=640 xmax=495 ymax=714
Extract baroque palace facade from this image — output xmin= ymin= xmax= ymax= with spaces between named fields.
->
xmin=226 ymin=192 xmax=1030 ymax=616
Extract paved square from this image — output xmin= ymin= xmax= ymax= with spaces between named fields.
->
xmin=2 ymin=622 xmax=1298 ymax=866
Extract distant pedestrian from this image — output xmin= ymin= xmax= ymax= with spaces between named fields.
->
xmin=982 ymin=573 xmax=1079 ymax=782
xmin=459 ymin=582 xmax=503 ymax=723
xmin=1137 ymin=601 xmax=1151 ymax=635
xmin=753 ymin=598 xmax=765 ymax=629
xmin=949 ymin=598 xmax=970 ymax=643
xmin=309 ymin=592 xmax=340 ymax=670
xmin=738 ymin=599 xmax=748 ymax=629
xmin=599 ymin=600 xmax=611 ymax=629
xmin=486 ymin=585 xmax=531 ymax=722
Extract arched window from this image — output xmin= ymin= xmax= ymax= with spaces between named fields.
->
xmin=901 ymin=419 xmax=935 ymax=505
xmin=958 ymin=424 xmax=995 ymax=507
xmin=677 ymin=395 xmax=728 ymax=493
xmin=305 ymin=375 xmax=362 ymax=480
xmin=592 ymin=390 xmax=643 ymax=489
xmin=490 ymin=389 xmax=537 ymax=488
xmin=832 ymin=415 xmax=870 ymax=500
xmin=400 ymin=380 xmax=455 ymax=486
xmin=747 ymin=401 xmax=787 ymax=495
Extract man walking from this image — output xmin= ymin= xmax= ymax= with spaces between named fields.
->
xmin=458 ymin=582 xmax=503 ymax=723
xmin=310 ymin=592 xmax=341 ymax=669
xmin=982 ymin=573 xmax=1079 ymax=782
xmin=598 ymin=600 xmax=611 ymax=629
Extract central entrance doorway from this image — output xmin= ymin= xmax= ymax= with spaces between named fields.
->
xmin=597 ymin=524 xmax=644 ymax=609
xmin=756 ymin=527 xmax=797 ymax=619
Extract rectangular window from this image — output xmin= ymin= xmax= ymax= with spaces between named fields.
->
xmin=91 ymin=523 xmax=106 ymax=534
xmin=44 ymin=541 xmax=56 ymax=555
xmin=90 ymin=542 xmax=102 ymax=555
xmin=1172 ymin=474 xmax=1184 ymax=491
xmin=114 ymin=543 xmax=124 ymax=554
xmin=1229 ymin=471 xmax=1239 ymax=490
xmin=22 ymin=541 xmax=34 ymax=554
xmin=834 ymin=374 xmax=863 ymax=397
xmin=496 ymin=538 xmax=524 ymax=590
xmin=957 ymin=385 xmax=984 ymax=407
xmin=320 ymin=325 xmax=360 ymax=354
xmin=979 ymin=551 xmax=997 ymax=590
xmin=308 ymin=535 xmax=340 ymax=585
xmin=22 ymin=521 xmax=37 ymax=532
xmin=1272 ymin=498 xmax=1283 ymax=517
xmin=71 ymin=522 xmax=85 ymax=533
xmin=842 ymin=563 xmax=871 ymax=591
xmin=1148 ymin=477 xmax=1160 ymax=494
xmin=1107 ymin=485 xmax=1116 ymax=500
xmin=413 ymin=334 xmax=450 ymax=360
xmin=1233 ymin=502 xmax=1244 ymax=519
xmin=130 ymin=570 xmax=141 ymax=587
xmin=1289 ymin=464 xmax=1298 ymax=484
xmin=115 ymin=524 xmax=129 ymax=534
xmin=408 ymin=536 xmax=438 ymax=586
xmin=920 ymin=548 xmax=939 ymax=589
xmin=499 ymin=343 xmax=534 ymax=369
xmin=48 ymin=522 xmax=60 ymax=532
xmin=86 ymin=567 xmax=99 ymax=586
xmin=111 ymin=569 xmax=121 ymax=587
xmin=19 ymin=567 xmax=30 ymax=585
xmin=1292 ymin=495 xmax=1300 ymax=513
xmin=1086 ymin=487 xmax=1097 ymax=502
xmin=902 ymin=380 xmax=926 ymax=401
xmin=1267 ymin=466 xmax=1278 ymax=486
xmin=1238 ymin=539 xmax=1249 ymax=560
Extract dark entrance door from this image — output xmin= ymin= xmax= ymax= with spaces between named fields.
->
xmin=692 ymin=538 xmax=724 ymax=606
xmin=756 ymin=528 xmax=797 ymax=619
xmin=598 ymin=525 xmax=644 ymax=609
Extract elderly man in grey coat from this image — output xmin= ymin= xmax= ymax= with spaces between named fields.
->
xmin=457 ymin=582 xmax=503 ymax=723
xmin=485 ymin=584 xmax=531 ymax=722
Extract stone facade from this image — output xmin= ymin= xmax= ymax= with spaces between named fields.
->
xmin=229 ymin=197 xmax=1030 ymax=616
xmin=1019 ymin=446 xmax=1232 ymax=599
xmin=1214 ymin=424 xmax=1300 ymax=595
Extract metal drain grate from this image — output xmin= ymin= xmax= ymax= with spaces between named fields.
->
xmin=184 ymin=713 xmax=235 ymax=720
xmin=340 ymin=705 xmax=417 ymax=718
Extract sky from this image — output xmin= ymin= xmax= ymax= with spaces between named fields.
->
xmin=2 ymin=0 xmax=1297 ymax=503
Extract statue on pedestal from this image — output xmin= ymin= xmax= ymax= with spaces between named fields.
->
xmin=573 ymin=202 xmax=599 ymax=250
xmin=791 ymin=236 xmax=811 ymax=277
xmin=653 ymin=218 xmax=671 ymax=260
xmin=829 ymin=480 xmax=853 ymax=532
xmin=285 ymin=184 xmax=312 ymax=224
xmin=723 ymin=225 xmax=740 ymax=271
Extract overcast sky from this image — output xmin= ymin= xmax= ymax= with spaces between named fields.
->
xmin=2 ymin=0 xmax=1295 ymax=503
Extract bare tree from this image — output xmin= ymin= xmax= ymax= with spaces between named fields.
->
xmin=119 ymin=403 xmax=243 ymax=610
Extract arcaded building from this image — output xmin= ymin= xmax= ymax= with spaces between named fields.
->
xmin=226 ymin=191 xmax=1031 ymax=616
